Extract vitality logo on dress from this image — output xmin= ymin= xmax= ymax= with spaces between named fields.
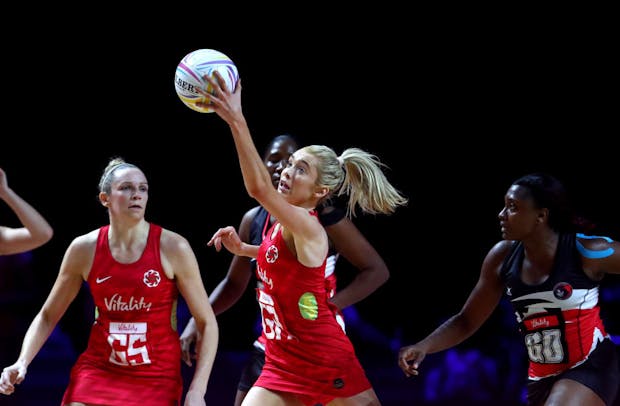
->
xmin=104 ymin=293 xmax=152 ymax=312
xmin=257 ymin=263 xmax=274 ymax=289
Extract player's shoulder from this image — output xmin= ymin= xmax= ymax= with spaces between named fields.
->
xmin=318 ymin=201 xmax=346 ymax=227
xmin=71 ymin=228 xmax=100 ymax=248
xmin=65 ymin=228 xmax=100 ymax=260
xmin=494 ymin=239 xmax=517 ymax=251
xmin=160 ymin=227 xmax=192 ymax=253
xmin=487 ymin=240 xmax=517 ymax=262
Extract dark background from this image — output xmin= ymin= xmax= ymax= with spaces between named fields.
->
xmin=1 ymin=12 xmax=618 ymax=406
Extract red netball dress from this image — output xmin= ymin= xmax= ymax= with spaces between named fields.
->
xmin=62 ymin=224 xmax=183 ymax=406
xmin=253 ymin=211 xmax=371 ymax=405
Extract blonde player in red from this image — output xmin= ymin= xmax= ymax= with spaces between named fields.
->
xmin=180 ymin=134 xmax=393 ymax=406
xmin=0 ymin=158 xmax=219 ymax=406
xmin=202 ymin=72 xmax=407 ymax=405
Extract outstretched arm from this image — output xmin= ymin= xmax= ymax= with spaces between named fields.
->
xmin=201 ymin=73 xmax=322 ymax=247
xmin=197 ymin=77 xmax=272 ymax=203
xmin=398 ymin=241 xmax=509 ymax=377
xmin=208 ymin=226 xmax=259 ymax=258
xmin=0 ymin=168 xmax=53 ymax=255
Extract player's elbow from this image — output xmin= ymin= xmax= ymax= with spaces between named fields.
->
xmin=246 ymin=183 xmax=265 ymax=200
xmin=452 ymin=312 xmax=482 ymax=339
xmin=247 ymin=181 xmax=273 ymax=202
xmin=39 ymin=227 xmax=54 ymax=245
xmin=373 ymin=261 xmax=390 ymax=286
xmin=30 ymin=224 xmax=54 ymax=247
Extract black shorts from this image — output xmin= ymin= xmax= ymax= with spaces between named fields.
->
xmin=526 ymin=338 xmax=620 ymax=405
xmin=237 ymin=346 xmax=266 ymax=392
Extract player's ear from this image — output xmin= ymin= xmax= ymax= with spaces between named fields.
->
xmin=314 ymin=186 xmax=329 ymax=200
xmin=537 ymin=208 xmax=549 ymax=224
xmin=99 ymin=192 xmax=109 ymax=208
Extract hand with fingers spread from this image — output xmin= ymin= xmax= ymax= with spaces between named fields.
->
xmin=197 ymin=71 xmax=243 ymax=126
xmin=207 ymin=226 xmax=243 ymax=255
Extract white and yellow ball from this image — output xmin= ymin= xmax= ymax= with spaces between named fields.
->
xmin=174 ymin=49 xmax=239 ymax=113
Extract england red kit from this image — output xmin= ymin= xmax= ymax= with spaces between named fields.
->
xmin=253 ymin=211 xmax=371 ymax=405
xmin=62 ymin=224 xmax=183 ymax=405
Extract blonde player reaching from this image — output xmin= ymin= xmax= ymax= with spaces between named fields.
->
xmin=202 ymin=72 xmax=407 ymax=405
